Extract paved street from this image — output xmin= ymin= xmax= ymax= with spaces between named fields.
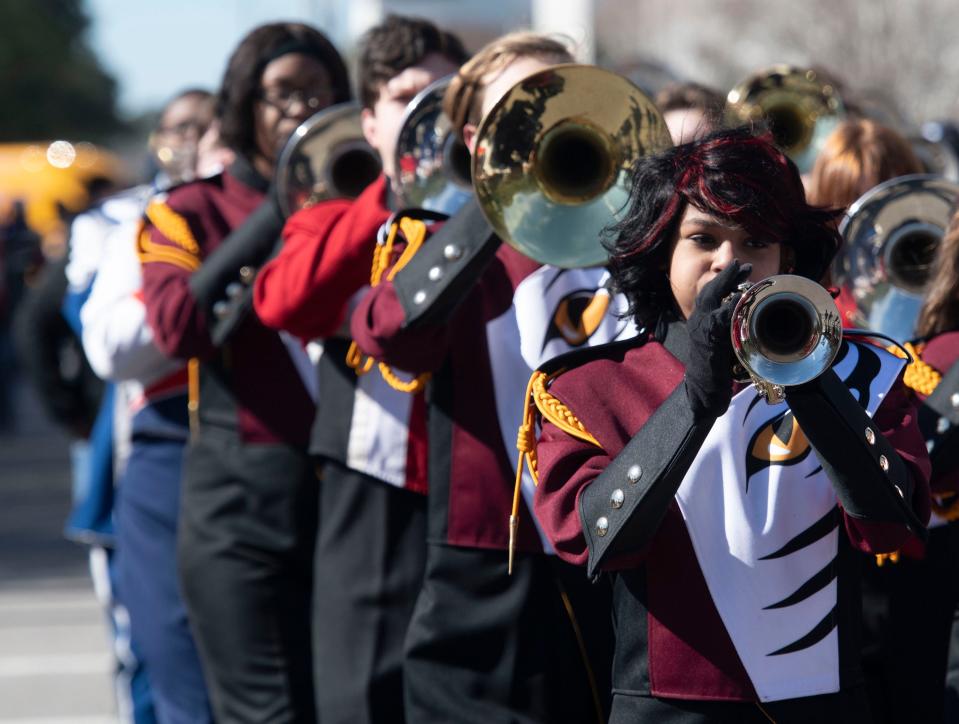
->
xmin=0 ymin=383 xmax=116 ymax=723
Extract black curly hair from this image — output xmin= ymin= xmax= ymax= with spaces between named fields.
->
xmin=605 ymin=126 xmax=841 ymax=330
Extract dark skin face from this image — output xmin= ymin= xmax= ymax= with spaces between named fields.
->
xmin=252 ymin=53 xmax=335 ymax=178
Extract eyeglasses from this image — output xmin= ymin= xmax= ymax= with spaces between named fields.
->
xmin=257 ymin=87 xmax=333 ymax=114
xmin=156 ymin=120 xmax=206 ymax=138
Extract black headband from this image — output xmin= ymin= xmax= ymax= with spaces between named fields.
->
xmin=257 ymin=41 xmax=327 ymax=77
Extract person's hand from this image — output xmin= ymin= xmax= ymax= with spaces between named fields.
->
xmin=684 ymin=260 xmax=752 ymax=418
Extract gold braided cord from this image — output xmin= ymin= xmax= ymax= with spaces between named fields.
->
xmin=144 ymin=201 xmax=201 ymax=256
xmin=888 ymin=342 xmax=942 ymax=396
xmin=531 ymin=372 xmax=601 ymax=447
xmin=136 ymin=229 xmax=200 ymax=272
xmin=345 ymin=216 xmax=431 ymax=394
xmin=509 ymin=369 xmax=603 ymax=574
xmin=874 ymin=551 xmax=901 ymax=567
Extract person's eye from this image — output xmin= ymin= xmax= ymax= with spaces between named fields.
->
xmin=745 ymin=238 xmax=772 ymax=249
xmin=688 ymin=233 xmax=715 ymax=247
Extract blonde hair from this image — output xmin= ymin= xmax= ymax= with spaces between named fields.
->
xmin=806 ymin=118 xmax=923 ymax=209
xmin=442 ymin=31 xmax=575 ymax=141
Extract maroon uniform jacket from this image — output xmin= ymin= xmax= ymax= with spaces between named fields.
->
xmin=253 ymin=176 xmax=429 ymax=493
xmin=350 ymin=241 xmax=545 ymax=552
xmin=139 ymin=161 xmax=314 ymax=446
xmin=911 ymin=331 xmax=959 ymax=497
xmin=533 ymin=332 xmax=931 ymax=705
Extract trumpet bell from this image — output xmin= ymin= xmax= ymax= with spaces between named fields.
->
xmin=472 ymin=64 xmax=673 ymax=269
xmin=726 ymin=65 xmax=844 ymax=174
xmin=275 ymin=102 xmax=382 ymax=217
xmin=732 ymin=275 xmax=842 ymax=401
xmin=834 ymin=174 xmax=959 ymax=341
xmin=395 ymin=75 xmax=473 ymax=215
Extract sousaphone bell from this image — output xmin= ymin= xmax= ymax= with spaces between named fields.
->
xmin=395 ymin=75 xmax=473 ymax=215
xmin=275 ymin=102 xmax=382 ymax=217
xmin=731 ymin=275 xmax=843 ymax=404
xmin=472 ymin=64 xmax=673 ymax=269
xmin=834 ymin=174 xmax=959 ymax=342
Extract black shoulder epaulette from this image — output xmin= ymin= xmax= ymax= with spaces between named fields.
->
xmin=536 ymin=332 xmax=649 ymax=378
xmin=391 ymin=197 xmax=500 ymax=329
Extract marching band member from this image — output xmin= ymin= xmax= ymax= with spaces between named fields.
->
xmin=528 ymin=128 xmax=930 ymax=723
xmin=805 ymin=118 xmax=923 ymax=326
xmin=253 ymin=15 xmax=467 ymax=723
xmin=349 ymin=33 xmax=624 ymax=724
xmin=80 ymin=88 xmax=216 ymax=724
xmin=865 ymin=211 xmax=959 ymax=724
xmin=806 ymin=118 xmax=956 ymax=723
xmin=138 ymin=24 xmax=349 ymax=722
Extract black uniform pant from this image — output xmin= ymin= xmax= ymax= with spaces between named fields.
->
xmin=403 ymin=542 xmax=614 ymax=724
xmin=863 ymin=523 xmax=959 ymax=724
xmin=312 ymin=460 xmax=427 ymax=724
xmin=176 ymin=431 xmax=318 ymax=724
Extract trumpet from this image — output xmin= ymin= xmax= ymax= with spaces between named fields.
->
xmin=394 ymin=75 xmax=473 ymax=215
xmin=726 ymin=65 xmax=844 ymax=174
xmin=275 ymin=102 xmax=383 ymax=217
xmin=834 ymin=174 xmax=959 ymax=342
xmin=731 ymin=275 xmax=843 ymax=404
xmin=471 ymin=64 xmax=673 ymax=269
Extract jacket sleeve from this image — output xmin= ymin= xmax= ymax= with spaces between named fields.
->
xmin=138 ymin=195 xmax=213 ymax=361
xmin=253 ymin=175 xmax=389 ymax=340
xmin=349 ymin=279 xmax=454 ymax=374
xmin=81 ymin=226 xmax=177 ymax=383
xmin=835 ymin=378 xmax=932 ymax=553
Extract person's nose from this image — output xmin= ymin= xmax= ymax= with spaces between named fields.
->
xmin=711 ymin=240 xmax=736 ymax=271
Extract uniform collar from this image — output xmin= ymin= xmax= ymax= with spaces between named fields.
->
xmin=228 ymin=154 xmax=270 ymax=193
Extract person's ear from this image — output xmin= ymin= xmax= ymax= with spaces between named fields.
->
xmin=361 ymin=107 xmax=378 ymax=150
xmin=463 ymin=122 xmax=478 ymax=155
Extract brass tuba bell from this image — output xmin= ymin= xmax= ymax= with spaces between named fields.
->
xmin=731 ymin=275 xmax=843 ymax=404
xmin=395 ymin=75 xmax=473 ymax=215
xmin=834 ymin=174 xmax=959 ymax=342
xmin=275 ymin=102 xmax=382 ymax=217
xmin=726 ymin=65 xmax=844 ymax=174
xmin=472 ymin=64 xmax=673 ymax=268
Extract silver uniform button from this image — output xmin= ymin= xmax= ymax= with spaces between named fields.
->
xmin=865 ymin=427 xmax=875 ymax=445
xmin=212 ymin=300 xmax=229 ymax=318
xmin=938 ymin=417 xmax=951 ymax=434
xmin=879 ymin=454 xmax=889 ymax=472
xmin=627 ymin=464 xmax=642 ymax=484
xmin=610 ymin=489 xmax=625 ymax=509
xmin=413 ymin=290 xmax=427 ymax=305
xmin=952 ymin=392 xmax=959 ymax=408
xmin=225 ymin=281 xmax=243 ymax=298
xmin=428 ymin=265 xmax=443 ymax=282
xmin=238 ymin=265 xmax=255 ymax=283
xmin=596 ymin=517 xmax=609 ymax=537
xmin=443 ymin=244 xmax=463 ymax=261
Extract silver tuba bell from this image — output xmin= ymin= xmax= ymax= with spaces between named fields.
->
xmin=833 ymin=174 xmax=959 ymax=343
xmin=394 ymin=75 xmax=473 ymax=215
xmin=275 ymin=102 xmax=383 ymax=217
xmin=731 ymin=275 xmax=843 ymax=404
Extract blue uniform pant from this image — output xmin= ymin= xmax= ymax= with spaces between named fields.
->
xmin=115 ymin=437 xmax=213 ymax=724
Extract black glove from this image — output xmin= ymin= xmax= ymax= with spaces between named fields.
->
xmin=683 ymin=261 xmax=752 ymax=419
